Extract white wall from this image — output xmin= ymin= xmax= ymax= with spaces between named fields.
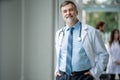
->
xmin=0 ymin=0 xmax=54 ymax=80
xmin=0 ymin=0 xmax=22 ymax=80
xmin=23 ymin=0 xmax=54 ymax=80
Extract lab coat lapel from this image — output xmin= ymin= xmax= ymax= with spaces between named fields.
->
xmin=81 ymin=24 xmax=88 ymax=43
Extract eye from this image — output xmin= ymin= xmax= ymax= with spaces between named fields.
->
xmin=69 ymin=8 xmax=74 ymax=11
xmin=63 ymin=10 xmax=67 ymax=13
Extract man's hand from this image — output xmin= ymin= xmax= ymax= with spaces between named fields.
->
xmin=84 ymin=71 xmax=94 ymax=77
xmin=84 ymin=71 xmax=94 ymax=80
xmin=84 ymin=71 xmax=91 ymax=75
xmin=56 ymin=72 xmax=61 ymax=77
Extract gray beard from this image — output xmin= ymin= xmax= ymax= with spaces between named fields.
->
xmin=66 ymin=18 xmax=74 ymax=23
xmin=65 ymin=16 xmax=77 ymax=24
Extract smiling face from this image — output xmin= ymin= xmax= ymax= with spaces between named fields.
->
xmin=61 ymin=3 xmax=78 ymax=24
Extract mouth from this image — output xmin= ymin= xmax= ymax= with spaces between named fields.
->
xmin=66 ymin=15 xmax=73 ymax=19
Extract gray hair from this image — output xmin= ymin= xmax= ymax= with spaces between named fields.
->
xmin=60 ymin=1 xmax=77 ymax=11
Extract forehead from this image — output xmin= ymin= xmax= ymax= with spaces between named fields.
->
xmin=115 ymin=31 xmax=119 ymax=33
xmin=61 ymin=3 xmax=75 ymax=11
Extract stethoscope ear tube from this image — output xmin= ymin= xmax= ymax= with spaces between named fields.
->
xmin=78 ymin=22 xmax=82 ymax=41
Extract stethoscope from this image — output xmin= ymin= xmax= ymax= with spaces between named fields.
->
xmin=58 ymin=22 xmax=82 ymax=42
xmin=78 ymin=22 xmax=82 ymax=41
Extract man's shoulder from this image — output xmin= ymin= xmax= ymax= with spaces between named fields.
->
xmin=56 ymin=27 xmax=65 ymax=33
xmin=82 ymin=23 xmax=96 ymax=32
xmin=57 ymin=27 xmax=65 ymax=31
xmin=55 ymin=27 xmax=65 ymax=37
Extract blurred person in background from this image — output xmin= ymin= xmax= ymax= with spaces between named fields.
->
xmin=96 ymin=21 xmax=105 ymax=33
xmin=106 ymin=29 xmax=120 ymax=80
xmin=96 ymin=21 xmax=105 ymax=42
xmin=96 ymin=21 xmax=109 ymax=80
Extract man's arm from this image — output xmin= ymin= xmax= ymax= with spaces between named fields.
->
xmin=55 ymin=31 xmax=60 ymax=75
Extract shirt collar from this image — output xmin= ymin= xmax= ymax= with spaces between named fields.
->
xmin=65 ymin=21 xmax=80 ymax=31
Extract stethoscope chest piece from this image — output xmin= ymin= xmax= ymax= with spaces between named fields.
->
xmin=78 ymin=37 xmax=82 ymax=41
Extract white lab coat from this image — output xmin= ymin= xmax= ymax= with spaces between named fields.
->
xmin=55 ymin=23 xmax=109 ymax=80
xmin=106 ymin=41 xmax=120 ymax=74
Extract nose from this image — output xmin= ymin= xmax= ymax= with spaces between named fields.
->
xmin=66 ymin=10 xmax=70 ymax=15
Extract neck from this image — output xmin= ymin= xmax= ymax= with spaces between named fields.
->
xmin=66 ymin=19 xmax=78 ymax=27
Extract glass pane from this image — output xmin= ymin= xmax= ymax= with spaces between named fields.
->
xmin=86 ymin=12 xmax=119 ymax=43
xmin=83 ymin=0 xmax=120 ymax=5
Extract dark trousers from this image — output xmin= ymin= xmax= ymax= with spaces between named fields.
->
xmin=56 ymin=70 xmax=94 ymax=80
xmin=110 ymin=74 xmax=120 ymax=80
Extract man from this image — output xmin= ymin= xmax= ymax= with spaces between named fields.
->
xmin=55 ymin=1 xmax=108 ymax=80
xmin=95 ymin=21 xmax=109 ymax=80
xmin=96 ymin=21 xmax=105 ymax=33
xmin=96 ymin=21 xmax=106 ymax=45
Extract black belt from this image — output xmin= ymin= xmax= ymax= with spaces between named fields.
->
xmin=59 ymin=69 xmax=89 ymax=76
xmin=71 ymin=70 xmax=89 ymax=76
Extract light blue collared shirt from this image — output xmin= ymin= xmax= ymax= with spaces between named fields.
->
xmin=59 ymin=21 xmax=91 ymax=72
